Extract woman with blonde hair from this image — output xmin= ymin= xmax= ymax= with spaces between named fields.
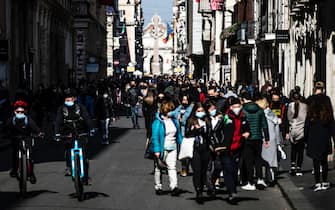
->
xmin=151 ymin=100 xmax=183 ymax=196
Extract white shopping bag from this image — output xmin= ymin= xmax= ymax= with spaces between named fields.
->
xmin=178 ymin=137 xmax=195 ymax=160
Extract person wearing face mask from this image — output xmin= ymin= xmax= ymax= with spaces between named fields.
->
xmin=6 ymin=100 xmax=43 ymax=183
xmin=240 ymin=92 xmax=270 ymax=191
xmin=126 ymin=80 xmax=140 ymax=129
xmin=178 ymin=94 xmax=194 ymax=177
xmin=151 ymin=100 xmax=183 ymax=196
xmin=256 ymin=98 xmax=282 ymax=186
xmin=185 ymin=103 xmax=210 ymax=204
xmin=95 ymin=88 xmax=115 ymax=144
xmin=269 ymin=91 xmax=286 ymax=128
xmin=54 ymin=89 xmax=95 ymax=182
xmin=208 ymin=98 xmax=250 ymax=204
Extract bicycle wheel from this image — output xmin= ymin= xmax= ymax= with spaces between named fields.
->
xmin=19 ymin=153 xmax=27 ymax=196
xmin=74 ymin=154 xmax=84 ymax=201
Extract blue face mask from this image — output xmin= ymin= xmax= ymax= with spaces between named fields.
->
xmin=15 ymin=113 xmax=26 ymax=119
xmin=65 ymin=101 xmax=74 ymax=107
xmin=210 ymin=109 xmax=217 ymax=117
xmin=196 ymin=112 xmax=206 ymax=119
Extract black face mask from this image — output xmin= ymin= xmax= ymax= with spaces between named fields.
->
xmin=208 ymin=96 xmax=216 ymax=101
xmin=182 ymin=103 xmax=189 ymax=107
xmin=272 ymin=101 xmax=281 ymax=107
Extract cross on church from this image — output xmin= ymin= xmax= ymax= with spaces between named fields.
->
xmin=144 ymin=15 xmax=166 ymax=74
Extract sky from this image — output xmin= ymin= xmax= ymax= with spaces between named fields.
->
xmin=142 ymin=0 xmax=173 ymax=26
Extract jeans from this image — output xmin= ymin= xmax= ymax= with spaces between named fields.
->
xmin=130 ymin=105 xmax=139 ymax=127
xmin=211 ymin=153 xmax=238 ymax=194
xmin=100 ymin=118 xmax=111 ymax=140
xmin=313 ymin=155 xmax=328 ymax=183
xmin=291 ymin=139 xmax=305 ymax=168
xmin=241 ymin=140 xmax=264 ymax=184
xmin=192 ymin=144 xmax=210 ymax=192
xmin=154 ymin=150 xmax=178 ymax=190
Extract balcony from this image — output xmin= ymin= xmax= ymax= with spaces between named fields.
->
xmin=237 ymin=21 xmax=256 ymax=45
xmin=289 ymin=0 xmax=312 ymax=16
xmin=222 ymin=21 xmax=256 ymax=48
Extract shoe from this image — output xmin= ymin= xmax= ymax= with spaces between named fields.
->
xmin=102 ymin=140 xmax=109 ymax=145
xmin=84 ymin=177 xmax=92 ymax=186
xmin=207 ymin=189 xmax=216 ymax=197
xmin=9 ymin=169 xmax=18 ymax=178
xmin=64 ymin=167 xmax=71 ymax=176
xmin=30 ymin=174 xmax=37 ymax=184
xmin=241 ymin=183 xmax=256 ymax=191
xmin=195 ymin=191 xmax=204 ymax=204
xmin=171 ymin=187 xmax=181 ymax=196
xmin=321 ymin=182 xmax=330 ymax=190
xmin=155 ymin=189 xmax=163 ymax=195
xmin=313 ymin=183 xmax=322 ymax=192
xmin=256 ymin=179 xmax=267 ymax=190
xmin=289 ymin=166 xmax=296 ymax=176
xmin=295 ymin=168 xmax=303 ymax=176
xmin=227 ymin=194 xmax=238 ymax=205
xmin=180 ymin=169 xmax=187 ymax=177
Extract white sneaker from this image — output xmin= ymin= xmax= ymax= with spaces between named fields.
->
xmin=314 ymin=183 xmax=322 ymax=192
xmin=257 ymin=179 xmax=268 ymax=188
xmin=241 ymin=183 xmax=256 ymax=191
xmin=295 ymin=168 xmax=303 ymax=176
xmin=321 ymin=182 xmax=330 ymax=190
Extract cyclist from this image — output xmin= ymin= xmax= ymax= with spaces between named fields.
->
xmin=7 ymin=100 xmax=43 ymax=184
xmin=54 ymin=88 xmax=95 ymax=184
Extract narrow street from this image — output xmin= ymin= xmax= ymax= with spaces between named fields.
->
xmin=0 ymin=117 xmax=291 ymax=210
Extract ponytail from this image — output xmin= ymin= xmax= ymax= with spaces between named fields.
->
xmin=293 ymin=101 xmax=299 ymax=119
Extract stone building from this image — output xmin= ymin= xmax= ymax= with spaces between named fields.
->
xmin=143 ymin=15 xmax=173 ymax=75
xmin=0 ymin=0 xmax=74 ymax=95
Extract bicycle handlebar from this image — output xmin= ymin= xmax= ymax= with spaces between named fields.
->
xmin=55 ymin=133 xmax=88 ymax=142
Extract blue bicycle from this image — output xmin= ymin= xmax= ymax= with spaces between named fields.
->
xmin=59 ymin=132 xmax=88 ymax=201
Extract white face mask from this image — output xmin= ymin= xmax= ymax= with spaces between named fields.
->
xmin=103 ymin=93 xmax=108 ymax=98
xmin=232 ymin=107 xmax=242 ymax=115
xmin=141 ymin=89 xmax=146 ymax=96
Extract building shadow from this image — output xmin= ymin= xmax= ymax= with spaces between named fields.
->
xmin=0 ymin=190 xmax=58 ymax=210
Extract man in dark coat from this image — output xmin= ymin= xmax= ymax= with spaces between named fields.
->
xmin=240 ymin=92 xmax=269 ymax=191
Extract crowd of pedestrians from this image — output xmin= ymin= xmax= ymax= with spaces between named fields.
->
xmin=133 ymin=76 xmax=335 ymax=205
xmin=1 ymin=74 xmax=335 ymax=204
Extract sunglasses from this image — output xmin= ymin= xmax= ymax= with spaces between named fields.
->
xmin=15 ymin=111 xmax=25 ymax=114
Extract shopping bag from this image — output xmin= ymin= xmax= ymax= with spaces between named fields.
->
xmin=178 ymin=137 xmax=195 ymax=160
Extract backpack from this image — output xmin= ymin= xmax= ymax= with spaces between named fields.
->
xmin=62 ymin=104 xmax=82 ymax=123
xmin=128 ymin=88 xmax=138 ymax=105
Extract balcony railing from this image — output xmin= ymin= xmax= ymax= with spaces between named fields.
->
xmin=237 ymin=21 xmax=256 ymax=43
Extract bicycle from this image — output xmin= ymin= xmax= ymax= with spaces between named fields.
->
xmin=16 ymin=134 xmax=43 ymax=196
xmin=58 ymin=132 xmax=88 ymax=201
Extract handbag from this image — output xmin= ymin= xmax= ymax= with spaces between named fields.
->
xmin=178 ymin=137 xmax=195 ymax=160
xmin=154 ymin=157 xmax=168 ymax=170
xmin=144 ymin=139 xmax=154 ymax=159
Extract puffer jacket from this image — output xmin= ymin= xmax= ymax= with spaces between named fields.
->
xmin=151 ymin=112 xmax=183 ymax=159
xmin=242 ymin=102 xmax=269 ymax=141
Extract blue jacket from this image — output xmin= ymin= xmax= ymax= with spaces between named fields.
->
xmin=151 ymin=112 xmax=183 ymax=159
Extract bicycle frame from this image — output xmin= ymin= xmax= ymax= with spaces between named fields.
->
xmin=71 ymin=139 xmax=85 ymax=178
xmin=18 ymin=137 xmax=34 ymax=176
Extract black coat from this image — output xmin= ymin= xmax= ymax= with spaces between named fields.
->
xmin=305 ymin=118 xmax=335 ymax=160
xmin=55 ymin=103 xmax=94 ymax=135
xmin=207 ymin=116 xmax=234 ymax=152
xmin=95 ymin=96 xmax=114 ymax=120
xmin=6 ymin=115 xmax=41 ymax=138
